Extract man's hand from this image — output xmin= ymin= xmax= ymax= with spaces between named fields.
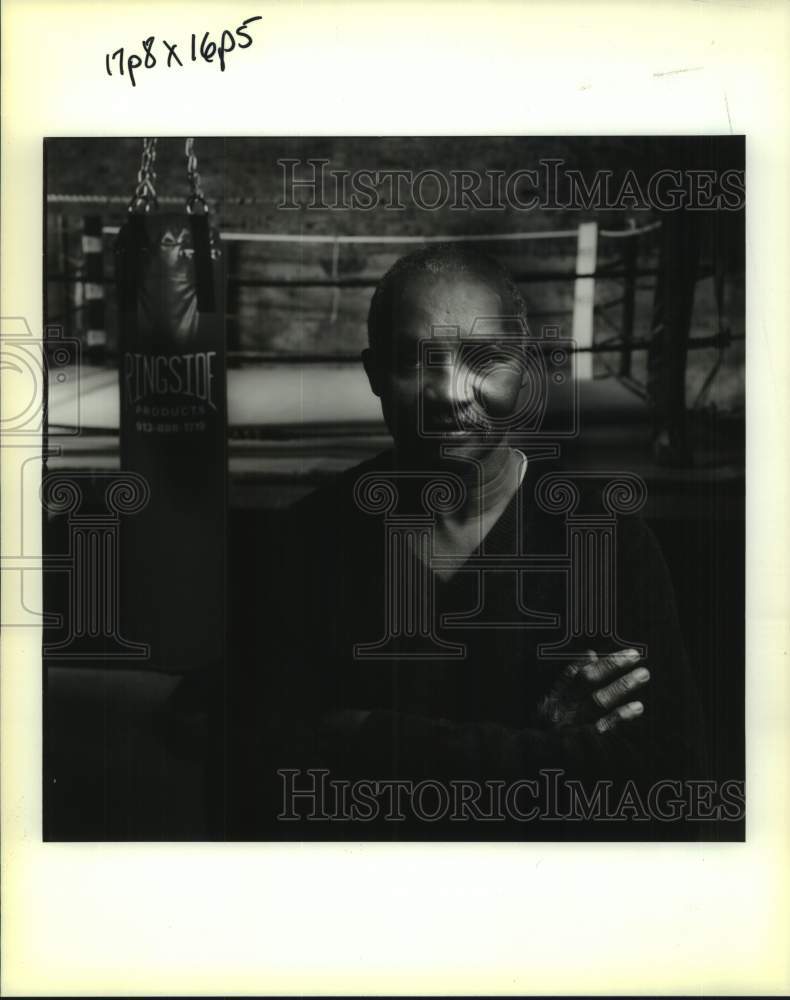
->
xmin=318 ymin=649 xmax=649 ymax=762
xmin=537 ymin=648 xmax=650 ymax=734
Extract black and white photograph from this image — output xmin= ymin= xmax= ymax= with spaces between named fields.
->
xmin=42 ymin=135 xmax=745 ymax=842
xmin=4 ymin=0 xmax=789 ymax=994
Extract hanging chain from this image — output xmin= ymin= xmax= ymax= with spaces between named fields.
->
xmin=128 ymin=137 xmax=159 ymax=213
xmin=185 ymin=137 xmax=208 ymax=214
xmin=126 ymin=137 xmax=213 ymax=232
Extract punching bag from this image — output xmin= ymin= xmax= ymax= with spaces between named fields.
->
xmin=115 ymin=195 xmax=227 ymax=673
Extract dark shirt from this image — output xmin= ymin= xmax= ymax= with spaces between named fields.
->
xmin=233 ymin=449 xmax=709 ymax=840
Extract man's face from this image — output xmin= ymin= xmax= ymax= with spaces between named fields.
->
xmin=363 ymin=270 xmax=526 ymax=466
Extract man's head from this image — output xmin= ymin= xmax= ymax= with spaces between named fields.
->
xmin=362 ymin=243 xmax=530 ymax=465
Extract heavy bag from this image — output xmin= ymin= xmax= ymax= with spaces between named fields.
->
xmin=115 ymin=212 xmax=226 ymax=673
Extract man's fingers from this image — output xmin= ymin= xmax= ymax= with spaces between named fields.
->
xmin=594 ymin=700 xmax=644 ymax=734
xmin=558 ymin=650 xmax=597 ymax=687
xmin=592 ymin=666 xmax=651 ymax=711
xmin=581 ymin=648 xmax=641 ymax=685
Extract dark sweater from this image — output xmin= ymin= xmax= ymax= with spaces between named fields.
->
xmin=233 ymin=449 xmax=710 ymax=839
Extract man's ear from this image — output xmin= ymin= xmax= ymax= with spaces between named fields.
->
xmin=361 ymin=348 xmax=381 ymax=398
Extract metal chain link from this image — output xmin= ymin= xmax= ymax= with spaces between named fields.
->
xmin=128 ymin=137 xmax=159 ymax=213
xmin=127 ymin=138 xmax=209 ymax=215
xmin=185 ymin=137 xmax=208 ymax=214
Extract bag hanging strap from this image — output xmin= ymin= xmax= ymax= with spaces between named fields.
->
xmin=121 ymin=137 xmax=216 ymax=313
